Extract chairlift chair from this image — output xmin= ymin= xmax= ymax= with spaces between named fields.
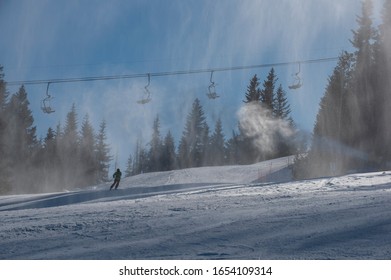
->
xmin=207 ymin=83 xmax=220 ymax=99
xmin=41 ymin=83 xmax=55 ymax=114
xmin=206 ymin=71 xmax=220 ymax=99
xmin=288 ymin=77 xmax=303 ymax=90
xmin=137 ymin=74 xmax=152 ymax=104
xmin=288 ymin=63 xmax=303 ymax=90
xmin=137 ymin=95 xmax=152 ymax=104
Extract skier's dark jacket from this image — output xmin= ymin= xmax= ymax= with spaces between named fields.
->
xmin=113 ymin=169 xmax=122 ymax=181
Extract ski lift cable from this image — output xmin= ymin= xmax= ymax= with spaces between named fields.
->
xmin=7 ymin=57 xmax=338 ymax=86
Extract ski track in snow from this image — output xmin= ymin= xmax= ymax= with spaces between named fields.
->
xmin=1 ymin=156 xmax=391 ymax=260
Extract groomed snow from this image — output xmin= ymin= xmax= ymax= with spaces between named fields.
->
xmin=1 ymin=156 xmax=391 ymax=259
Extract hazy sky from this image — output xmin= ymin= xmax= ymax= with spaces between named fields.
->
xmin=0 ymin=0 xmax=383 ymax=170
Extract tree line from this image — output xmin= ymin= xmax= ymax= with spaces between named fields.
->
xmin=4 ymin=1 xmax=388 ymax=193
xmin=0 ymin=77 xmax=111 ymax=194
xmin=0 ymin=65 xmax=297 ymax=194
xmin=293 ymin=0 xmax=391 ymax=178
xmin=125 ymin=68 xmax=297 ymax=177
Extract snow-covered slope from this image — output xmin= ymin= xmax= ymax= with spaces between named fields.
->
xmin=1 ymin=156 xmax=391 ymax=260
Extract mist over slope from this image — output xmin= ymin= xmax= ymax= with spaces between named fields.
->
xmin=1 ymin=156 xmax=391 ymax=260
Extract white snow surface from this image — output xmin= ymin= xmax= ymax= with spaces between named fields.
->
xmin=1 ymin=156 xmax=391 ymax=260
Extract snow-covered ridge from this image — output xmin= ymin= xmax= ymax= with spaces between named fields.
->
xmin=0 ymin=156 xmax=293 ymax=211
xmin=1 ymin=156 xmax=391 ymax=260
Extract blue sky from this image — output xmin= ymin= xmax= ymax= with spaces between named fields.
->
xmin=0 ymin=0 xmax=383 ymax=171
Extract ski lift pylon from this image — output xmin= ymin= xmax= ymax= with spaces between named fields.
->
xmin=41 ymin=82 xmax=55 ymax=114
xmin=207 ymin=71 xmax=220 ymax=99
xmin=137 ymin=73 xmax=152 ymax=104
xmin=288 ymin=63 xmax=303 ymax=90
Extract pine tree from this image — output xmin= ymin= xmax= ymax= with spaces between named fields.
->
xmin=37 ymin=127 xmax=61 ymax=192
xmin=177 ymin=135 xmax=189 ymax=169
xmin=225 ymin=130 xmax=240 ymax=165
xmin=201 ymin=122 xmax=210 ymax=166
xmin=161 ymin=130 xmax=176 ymax=171
xmin=177 ymin=98 xmax=208 ymax=168
xmin=43 ymin=127 xmax=56 ymax=168
xmin=238 ymin=75 xmax=263 ymax=164
xmin=305 ymin=52 xmax=355 ymax=177
xmin=243 ymin=74 xmax=261 ymax=104
xmin=261 ymin=68 xmax=277 ymax=112
xmin=0 ymin=66 xmax=10 ymax=193
xmin=4 ymin=86 xmax=37 ymax=193
xmin=45 ymin=127 xmax=56 ymax=143
xmin=274 ymin=84 xmax=291 ymax=120
xmin=349 ymin=0 xmax=377 ymax=159
xmin=125 ymin=153 xmax=133 ymax=177
xmin=138 ymin=146 xmax=148 ymax=174
xmin=59 ymin=103 xmax=80 ymax=188
xmin=148 ymin=115 xmax=163 ymax=172
xmin=274 ymin=83 xmax=298 ymax=158
xmin=63 ymin=104 xmax=79 ymax=143
xmin=133 ymin=139 xmax=146 ymax=174
xmin=79 ymin=114 xmax=97 ymax=187
xmin=376 ymin=0 xmax=391 ymax=162
xmin=296 ymin=51 xmax=358 ymax=178
xmin=209 ymin=118 xmax=226 ymax=166
xmin=0 ymin=66 xmax=7 ymax=108
xmin=96 ymin=120 xmax=111 ymax=182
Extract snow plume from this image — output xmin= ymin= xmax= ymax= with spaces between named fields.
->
xmin=237 ymin=102 xmax=295 ymax=158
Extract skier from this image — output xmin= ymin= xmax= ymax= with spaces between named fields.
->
xmin=110 ymin=168 xmax=122 ymax=190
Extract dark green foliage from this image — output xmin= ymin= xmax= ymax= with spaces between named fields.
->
xmin=127 ymin=69 xmax=294 ymax=171
xmin=0 ymin=66 xmax=10 ymax=193
xmin=148 ymin=115 xmax=163 ymax=172
xmin=4 ymin=86 xmax=38 ymax=193
xmin=294 ymin=0 xmax=391 ymax=179
xmin=161 ymin=131 xmax=176 ymax=171
xmin=237 ymin=68 xmax=296 ymax=163
xmin=79 ymin=114 xmax=97 ymax=187
xmin=243 ymin=74 xmax=261 ymax=104
xmin=177 ymin=98 xmax=208 ymax=168
xmin=261 ymin=68 xmax=277 ymax=112
xmin=58 ymin=104 xmax=80 ymax=188
xmin=96 ymin=120 xmax=111 ymax=182
xmin=0 ymin=80 xmax=112 ymax=193
xmin=225 ymin=130 xmax=240 ymax=165
xmin=0 ymin=55 xmax=300 ymax=193
xmin=208 ymin=118 xmax=226 ymax=166
xmin=274 ymin=84 xmax=291 ymax=120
